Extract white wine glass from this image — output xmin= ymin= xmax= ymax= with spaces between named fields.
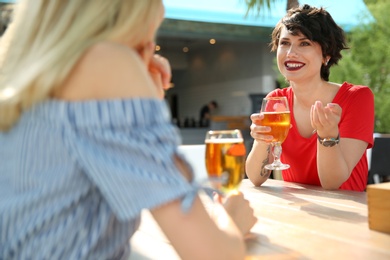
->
xmin=204 ymin=129 xmax=246 ymax=194
xmin=260 ymin=97 xmax=291 ymax=170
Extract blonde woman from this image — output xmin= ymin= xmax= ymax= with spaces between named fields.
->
xmin=0 ymin=0 xmax=256 ymax=259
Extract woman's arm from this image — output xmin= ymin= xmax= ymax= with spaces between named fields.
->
xmin=311 ymin=101 xmax=369 ymax=189
xmin=316 ymin=137 xmax=368 ymax=189
xmin=150 ymin=154 xmax=256 ymax=260
xmin=151 ymin=193 xmax=256 ymax=260
xmin=245 ymin=113 xmax=273 ymax=186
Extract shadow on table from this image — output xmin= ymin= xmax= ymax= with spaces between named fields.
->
xmin=254 ymin=181 xmax=367 ymax=205
xmin=297 ymin=199 xmax=367 ymax=224
xmin=245 ymin=233 xmax=310 ymax=260
xmin=252 ymin=185 xmax=367 ymax=224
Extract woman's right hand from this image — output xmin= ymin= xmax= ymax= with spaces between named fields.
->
xmin=215 ymin=192 xmax=257 ymax=236
xmin=250 ymin=113 xmax=273 ymax=143
xmin=136 ymin=42 xmax=172 ymax=99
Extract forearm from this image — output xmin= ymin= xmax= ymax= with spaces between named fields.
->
xmin=317 ymin=142 xmax=350 ymax=189
xmin=152 ymin=197 xmax=246 ymax=260
xmin=245 ymin=140 xmax=272 ymax=186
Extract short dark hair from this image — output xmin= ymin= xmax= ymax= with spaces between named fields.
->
xmin=270 ymin=4 xmax=348 ymax=81
xmin=210 ymin=100 xmax=218 ymax=108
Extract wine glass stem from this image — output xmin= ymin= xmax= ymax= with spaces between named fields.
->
xmin=272 ymin=142 xmax=283 ymax=166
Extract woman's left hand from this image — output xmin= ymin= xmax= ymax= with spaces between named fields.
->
xmin=310 ymin=101 xmax=342 ymax=137
xmin=136 ymin=42 xmax=172 ymax=99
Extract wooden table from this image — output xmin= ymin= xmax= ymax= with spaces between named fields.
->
xmin=129 ymin=179 xmax=390 ymax=259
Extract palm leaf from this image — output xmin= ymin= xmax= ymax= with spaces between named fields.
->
xmin=244 ymin=0 xmax=299 ymax=16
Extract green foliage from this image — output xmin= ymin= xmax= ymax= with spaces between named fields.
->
xmin=330 ymin=1 xmax=390 ymax=133
xmin=244 ymin=0 xmax=298 ymax=15
xmin=244 ymin=0 xmax=275 ymax=16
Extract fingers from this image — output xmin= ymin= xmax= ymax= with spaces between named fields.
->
xmin=250 ymin=126 xmax=273 ymax=142
xmin=310 ymin=103 xmax=316 ymax=130
xmin=223 ymin=192 xmax=257 ymax=235
xmin=136 ymin=42 xmax=173 ymax=99
xmin=149 ymin=54 xmax=172 ymax=90
xmin=326 ymin=103 xmax=342 ymax=116
xmin=250 ymin=113 xmax=261 ymax=121
xmin=250 ymin=113 xmax=273 ymax=142
xmin=311 ymin=101 xmax=341 ymax=135
xmin=136 ymin=42 xmax=155 ymax=65
xmin=311 ymin=101 xmax=325 ymax=128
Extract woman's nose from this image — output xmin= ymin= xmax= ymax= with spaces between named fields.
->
xmin=287 ymin=45 xmax=298 ymax=57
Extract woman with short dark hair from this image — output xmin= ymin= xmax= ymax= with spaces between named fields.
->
xmin=246 ymin=4 xmax=374 ymax=192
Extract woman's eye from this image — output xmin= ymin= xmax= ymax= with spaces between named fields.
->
xmin=301 ymin=41 xmax=310 ymax=46
xmin=280 ymin=41 xmax=290 ymax=46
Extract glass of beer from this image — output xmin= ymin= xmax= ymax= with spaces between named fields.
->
xmin=205 ymin=129 xmax=246 ymax=194
xmin=260 ymin=96 xmax=291 ymax=170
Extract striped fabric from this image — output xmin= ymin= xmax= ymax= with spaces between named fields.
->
xmin=0 ymin=98 xmax=199 ymax=259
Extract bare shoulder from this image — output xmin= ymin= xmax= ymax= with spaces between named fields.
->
xmin=55 ymin=41 xmax=158 ymax=100
xmin=328 ymin=81 xmax=342 ymax=88
xmin=327 ymin=81 xmax=342 ymax=88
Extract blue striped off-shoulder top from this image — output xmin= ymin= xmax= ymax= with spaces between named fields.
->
xmin=0 ymin=98 xmax=199 ymax=259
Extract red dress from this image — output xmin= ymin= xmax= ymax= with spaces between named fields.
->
xmin=268 ymin=82 xmax=374 ymax=191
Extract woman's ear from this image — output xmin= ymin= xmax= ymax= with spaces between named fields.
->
xmin=324 ymin=56 xmax=331 ymax=66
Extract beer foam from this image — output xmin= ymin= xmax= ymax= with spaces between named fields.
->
xmin=262 ymin=111 xmax=290 ymax=114
xmin=205 ymin=138 xmax=244 ymax=143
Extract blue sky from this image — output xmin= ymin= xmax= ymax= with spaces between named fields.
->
xmin=2 ymin=0 xmax=372 ymax=31
xmin=163 ymin=0 xmax=373 ymax=31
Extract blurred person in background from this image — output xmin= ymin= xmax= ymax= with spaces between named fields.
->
xmin=0 ymin=0 xmax=256 ymax=259
xmin=199 ymin=100 xmax=218 ymax=127
xmin=246 ymin=4 xmax=374 ymax=192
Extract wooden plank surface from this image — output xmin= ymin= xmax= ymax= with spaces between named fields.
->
xmin=241 ymin=180 xmax=390 ymax=259
xmin=130 ymin=179 xmax=390 ymax=259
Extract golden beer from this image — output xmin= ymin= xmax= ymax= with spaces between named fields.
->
xmin=205 ymin=137 xmax=246 ymax=193
xmin=261 ymin=111 xmax=290 ymax=143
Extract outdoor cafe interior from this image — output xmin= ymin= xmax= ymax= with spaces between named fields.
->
xmin=1 ymin=0 xmax=388 ymax=259
xmin=129 ymin=1 xmax=390 ymax=258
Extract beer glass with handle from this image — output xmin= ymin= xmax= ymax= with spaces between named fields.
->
xmin=260 ymin=96 xmax=291 ymax=170
xmin=205 ymin=129 xmax=246 ymax=194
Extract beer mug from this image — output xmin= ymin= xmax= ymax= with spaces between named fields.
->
xmin=204 ymin=129 xmax=246 ymax=194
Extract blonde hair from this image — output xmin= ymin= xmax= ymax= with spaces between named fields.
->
xmin=0 ymin=0 xmax=163 ymax=131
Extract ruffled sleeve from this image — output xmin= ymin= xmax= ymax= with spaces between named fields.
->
xmin=59 ymin=98 xmax=199 ymax=221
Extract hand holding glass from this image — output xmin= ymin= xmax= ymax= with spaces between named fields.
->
xmin=205 ymin=129 xmax=246 ymax=194
xmin=260 ymin=97 xmax=291 ymax=170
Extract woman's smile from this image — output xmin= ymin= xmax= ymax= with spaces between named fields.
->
xmin=284 ymin=61 xmax=305 ymax=71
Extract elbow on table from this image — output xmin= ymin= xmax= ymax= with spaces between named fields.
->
xmin=320 ymin=182 xmax=341 ymax=190
xmin=247 ymin=174 xmax=267 ymax=187
xmin=319 ymin=175 xmax=348 ymax=190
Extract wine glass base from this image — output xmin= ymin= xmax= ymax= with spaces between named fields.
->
xmin=264 ymin=164 xmax=290 ymax=171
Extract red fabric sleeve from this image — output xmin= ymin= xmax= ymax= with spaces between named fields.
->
xmin=335 ymin=83 xmax=375 ymax=148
